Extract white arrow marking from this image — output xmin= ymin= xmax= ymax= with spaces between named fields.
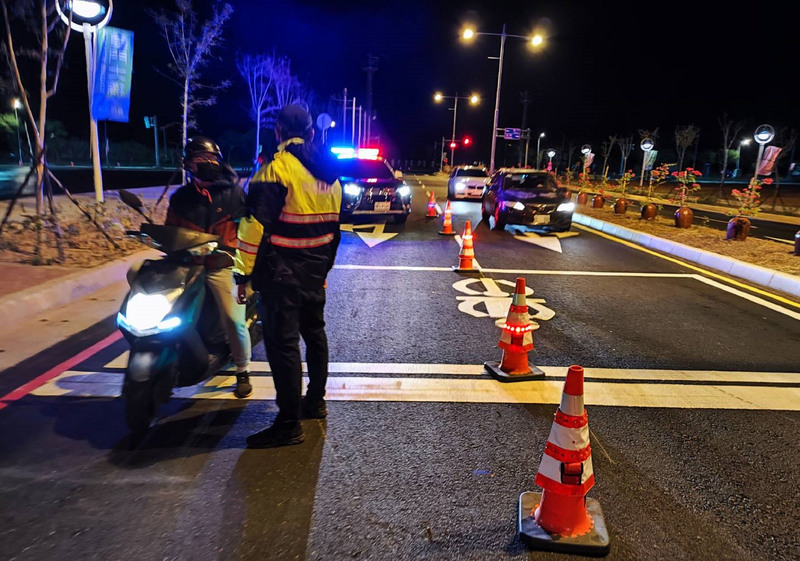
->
xmin=340 ymin=223 xmax=398 ymax=247
xmin=513 ymin=231 xmax=563 ymax=253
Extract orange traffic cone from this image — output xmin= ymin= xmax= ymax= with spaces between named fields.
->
xmin=426 ymin=191 xmax=438 ymax=217
xmin=484 ymin=277 xmax=544 ymax=382
xmin=519 ymin=365 xmax=610 ymax=556
xmin=438 ymin=200 xmax=456 ymax=235
xmin=452 ymin=220 xmax=478 ymax=272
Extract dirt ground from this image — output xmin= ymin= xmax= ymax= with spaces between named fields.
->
xmin=1 ymin=191 xmax=799 ymax=279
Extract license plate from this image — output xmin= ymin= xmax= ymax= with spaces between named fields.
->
xmin=374 ymin=202 xmax=390 ymax=212
xmin=533 ymin=214 xmax=550 ymax=224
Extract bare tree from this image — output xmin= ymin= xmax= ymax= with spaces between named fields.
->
xmin=715 ymin=113 xmax=746 ymax=200
xmin=674 ymin=124 xmax=699 ymax=170
xmin=616 ymin=136 xmax=633 ymax=176
xmin=236 ymin=52 xmax=275 ymax=163
xmin=152 ymin=0 xmax=233 ymax=161
xmin=600 ymin=135 xmax=617 ymax=178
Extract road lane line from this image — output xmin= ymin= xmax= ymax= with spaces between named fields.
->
xmin=572 ymin=223 xmax=800 ymax=309
xmin=29 ymin=370 xmax=800 ymax=410
xmin=691 ymin=274 xmax=800 ymax=321
xmin=0 ymin=331 xmax=122 ymax=411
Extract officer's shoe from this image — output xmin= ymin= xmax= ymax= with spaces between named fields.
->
xmin=246 ymin=422 xmax=304 ymax=449
xmin=234 ymin=372 xmax=252 ymax=399
xmin=301 ymin=396 xmax=328 ymax=419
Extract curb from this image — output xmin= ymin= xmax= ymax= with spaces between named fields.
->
xmin=573 ymin=213 xmax=800 ymax=299
xmin=0 ymin=248 xmax=160 ymax=335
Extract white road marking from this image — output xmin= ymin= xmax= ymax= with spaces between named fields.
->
xmin=32 ymin=365 xmax=800 ymax=410
xmin=691 ymin=274 xmax=800 ymax=321
xmin=512 ymin=231 xmax=564 ymax=253
xmin=764 ymin=236 xmax=794 ymax=245
xmin=340 ymin=223 xmax=397 ymax=247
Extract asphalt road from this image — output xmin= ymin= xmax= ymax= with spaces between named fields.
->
xmin=1 ymin=173 xmax=799 ymax=561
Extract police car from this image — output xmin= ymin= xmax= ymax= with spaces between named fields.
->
xmin=334 ymin=147 xmax=412 ymax=224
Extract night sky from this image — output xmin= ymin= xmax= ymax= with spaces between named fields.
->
xmin=44 ymin=0 xmax=797 ymax=167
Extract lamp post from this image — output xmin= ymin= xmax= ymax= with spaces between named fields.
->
xmin=535 ymin=131 xmax=545 ymax=168
xmin=734 ymin=138 xmax=750 ymax=178
xmin=639 ymin=138 xmax=654 ymax=187
xmin=12 ymin=98 xmax=22 ymax=166
xmin=462 ymin=25 xmax=544 ymax=174
xmin=580 ymin=144 xmax=591 ymax=177
xmin=752 ymin=124 xmax=775 ymax=184
xmin=546 ymin=149 xmax=556 ymax=172
xmin=434 ymin=92 xmax=479 ymax=169
xmin=55 ymin=0 xmax=113 ymax=203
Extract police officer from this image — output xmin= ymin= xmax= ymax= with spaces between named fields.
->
xmin=165 ymin=136 xmax=253 ymax=398
xmin=235 ymin=105 xmax=342 ymax=448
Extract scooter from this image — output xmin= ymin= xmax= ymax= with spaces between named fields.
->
xmin=116 ymin=190 xmax=262 ymax=435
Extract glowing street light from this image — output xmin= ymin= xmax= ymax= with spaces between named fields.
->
xmin=434 ymin=91 xmax=480 ymax=169
xmin=580 ymin=144 xmax=592 ymax=177
xmin=12 ymin=98 xmax=22 ymax=166
xmin=535 ymin=131 xmax=545 ymax=168
xmin=462 ymin=24 xmax=545 ymax=173
xmin=752 ymin=124 xmax=775 ymax=184
xmin=55 ymin=0 xmax=113 ymax=202
xmin=546 ymin=149 xmax=556 ymax=172
xmin=639 ymin=138 xmax=654 ymax=187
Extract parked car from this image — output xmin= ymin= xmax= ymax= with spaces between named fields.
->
xmin=481 ymin=169 xmax=574 ymax=232
xmin=447 ymin=165 xmax=490 ymax=200
xmin=334 ymin=148 xmax=412 ymax=224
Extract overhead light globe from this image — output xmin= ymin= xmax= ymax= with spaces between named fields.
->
xmin=462 ymin=28 xmax=475 ymax=40
xmin=546 ymin=149 xmax=556 ymax=158
xmin=531 ymin=34 xmax=543 ymax=47
xmin=469 ymin=94 xmax=479 ymax=104
xmin=640 ymin=138 xmax=654 ymax=151
xmin=434 ymin=92 xmax=443 ymax=102
xmin=754 ymin=124 xmax=774 ymax=145
xmin=56 ymin=0 xmax=113 ymax=32
xmin=580 ymin=144 xmax=591 ymax=155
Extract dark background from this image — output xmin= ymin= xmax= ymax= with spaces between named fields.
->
xmin=12 ymin=0 xmax=800 ymax=169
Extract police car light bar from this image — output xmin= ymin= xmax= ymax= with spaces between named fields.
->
xmin=330 ymin=146 xmax=380 ymax=160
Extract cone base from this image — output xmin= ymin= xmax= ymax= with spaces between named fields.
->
xmin=484 ymin=361 xmax=545 ymax=383
xmin=452 ymin=265 xmax=481 ymax=274
xmin=438 ymin=230 xmax=457 ymax=235
xmin=519 ymin=492 xmax=610 ymax=557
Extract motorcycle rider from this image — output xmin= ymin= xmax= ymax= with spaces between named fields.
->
xmin=234 ymin=104 xmax=342 ymax=448
xmin=165 ymin=136 xmax=253 ymax=398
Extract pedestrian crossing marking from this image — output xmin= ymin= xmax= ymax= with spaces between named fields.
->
xmin=30 ymin=364 xmax=800 ymax=411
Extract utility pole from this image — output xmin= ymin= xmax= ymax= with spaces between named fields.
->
xmin=519 ymin=90 xmax=530 ymax=166
xmin=363 ymin=54 xmax=379 ymax=145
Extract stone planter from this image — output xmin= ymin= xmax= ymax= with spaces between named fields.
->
xmin=613 ymin=198 xmax=628 ymax=214
xmin=726 ymin=216 xmax=751 ymax=241
xmin=674 ymin=206 xmax=693 ymax=228
xmin=576 ymin=191 xmax=589 ymax=206
xmin=640 ymin=202 xmax=658 ymax=220
xmin=592 ymin=194 xmax=605 ymax=208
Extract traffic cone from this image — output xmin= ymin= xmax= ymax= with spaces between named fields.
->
xmin=439 ymin=200 xmax=456 ymax=235
xmin=484 ymin=277 xmax=544 ymax=382
xmin=426 ymin=191 xmax=438 ymax=217
xmin=452 ymin=220 xmax=478 ymax=272
xmin=518 ymin=365 xmax=610 ymax=556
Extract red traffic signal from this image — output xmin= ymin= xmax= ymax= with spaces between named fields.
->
xmin=450 ymin=142 xmax=457 ymax=148
xmin=463 ymin=136 xmax=471 ymax=145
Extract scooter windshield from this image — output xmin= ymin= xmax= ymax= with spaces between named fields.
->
xmin=141 ymin=224 xmax=220 ymax=254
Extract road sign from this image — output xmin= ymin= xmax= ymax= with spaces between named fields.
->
xmin=504 ymin=128 xmax=521 ymax=140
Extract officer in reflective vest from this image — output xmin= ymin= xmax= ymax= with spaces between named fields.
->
xmin=235 ymin=104 xmax=342 ymax=448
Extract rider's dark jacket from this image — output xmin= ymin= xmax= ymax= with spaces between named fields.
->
xmin=165 ymin=164 xmax=246 ymax=258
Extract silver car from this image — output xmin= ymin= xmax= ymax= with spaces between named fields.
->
xmin=447 ymin=166 xmax=489 ymax=200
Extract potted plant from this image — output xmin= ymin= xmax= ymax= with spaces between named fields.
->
xmin=727 ymin=178 xmax=772 ymax=241
xmin=640 ymin=163 xmax=670 ymax=219
xmin=613 ymin=169 xmax=634 ymax=214
xmin=668 ymin=167 xmax=702 ymax=228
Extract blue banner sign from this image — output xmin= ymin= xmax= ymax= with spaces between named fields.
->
xmin=92 ymin=26 xmax=134 ymax=122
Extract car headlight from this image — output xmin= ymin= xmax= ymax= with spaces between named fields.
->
xmin=455 ymin=182 xmax=466 ymax=190
xmin=396 ymin=184 xmax=411 ymax=198
xmin=557 ymin=202 xmax=575 ymax=212
xmin=505 ymin=201 xmax=525 ymax=211
xmin=343 ymin=183 xmax=362 ymax=197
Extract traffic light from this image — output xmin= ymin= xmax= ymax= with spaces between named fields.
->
xmin=463 ymin=136 xmax=471 ymax=146
xmin=450 ymin=142 xmax=456 ymax=149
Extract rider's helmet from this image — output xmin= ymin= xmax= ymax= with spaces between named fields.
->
xmin=276 ymin=104 xmax=313 ymax=139
xmin=182 ymin=136 xmax=223 ymax=166
xmin=182 ymin=136 xmax=225 ymax=183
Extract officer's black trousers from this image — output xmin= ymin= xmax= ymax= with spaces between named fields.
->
xmin=258 ymin=284 xmax=329 ymax=425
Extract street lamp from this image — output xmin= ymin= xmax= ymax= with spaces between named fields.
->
xmin=735 ymin=138 xmax=750 ymax=178
xmin=434 ymin=91 xmax=479 ymax=169
xmin=12 ymin=98 xmax=22 ymax=166
xmin=55 ymin=0 xmax=113 ymax=203
xmin=580 ymin=144 xmax=591 ymax=177
xmin=752 ymin=124 xmax=775 ymax=183
xmin=535 ymin=132 xmax=545 ymax=168
xmin=639 ymin=138 xmax=654 ymax=187
xmin=546 ymin=149 xmax=556 ymax=172
xmin=462 ymin=24 xmax=544 ymax=173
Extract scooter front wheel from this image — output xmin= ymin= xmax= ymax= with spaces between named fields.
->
xmin=124 ymin=378 xmax=155 ymax=436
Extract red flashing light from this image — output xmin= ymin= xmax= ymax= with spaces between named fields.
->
xmin=463 ymin=137 xmax=471 ymax=145
xmin=450 ymin=142 xmax=457 ymax=149
xmin=356 ymin=147 xmax=380 ymax=160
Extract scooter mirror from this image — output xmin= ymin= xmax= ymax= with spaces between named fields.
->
xmin=119 ymin=189 xmax=144 ymax=211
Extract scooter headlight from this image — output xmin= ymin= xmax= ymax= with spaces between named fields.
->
xmin=118 ymin=289 xmax=182 ymax=333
